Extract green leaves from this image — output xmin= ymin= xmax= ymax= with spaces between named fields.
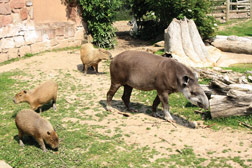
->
xmin=129 ymin=0 xmax=216 ymax=40
xmin=79 ymin=0 xmax=120 ymax=48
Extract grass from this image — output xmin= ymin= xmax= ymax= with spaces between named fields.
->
xmin=1 ymin=49 xmax=252 ymax=167
xmin=217 ymin=19 xmax=252 ymax=37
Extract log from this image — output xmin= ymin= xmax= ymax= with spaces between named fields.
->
xmin=196 ymin=68 xmax=252 ymax=118
xmin=210 ymin=89 xmax=252 ymax=118
xmin=212 ymin=36 xmax=252 ymax=54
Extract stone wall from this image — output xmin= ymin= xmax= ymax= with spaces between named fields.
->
xmin=0 ymin=0 xmax=87 ymax=63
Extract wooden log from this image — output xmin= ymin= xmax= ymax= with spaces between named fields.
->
xmin=210 ymin=89 xmax=252 ymax=118
xmin=212 ymin=39 xmax=252 ymax=54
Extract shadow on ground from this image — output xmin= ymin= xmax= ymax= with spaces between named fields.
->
xmin=99 ymin=100 xmax=197 ymax=129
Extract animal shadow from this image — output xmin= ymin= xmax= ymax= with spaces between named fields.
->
xmin=35 ymin=102 xmax=54 ymax=113
xmin=13 ymin=135 xmax=57 ymax=151
xmin=76 ymin=64 xmax=106 ymax=75
xmin=13 ymin=135 xmax=40 ymax=148
xmin=99 ymin=100 xmax=197 ymax=128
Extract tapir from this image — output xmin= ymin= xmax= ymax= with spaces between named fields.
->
xmin=106 ymin=50 xmax=209 ymax=121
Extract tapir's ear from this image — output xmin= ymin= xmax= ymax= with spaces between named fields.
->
xmin=23 ymin=90 xmax=27 ymax=94
xmin=182 ymin=76 xmax=190 ymax=87
xmin=47 ymin=131 xmax=51 ymax=135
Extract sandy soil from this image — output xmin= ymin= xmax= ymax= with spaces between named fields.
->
xmin=1 ymin=21 xmax=252 ymax=166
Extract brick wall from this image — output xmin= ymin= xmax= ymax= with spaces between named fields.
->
xmin=0 ymin=0 xmax=87 ymax=62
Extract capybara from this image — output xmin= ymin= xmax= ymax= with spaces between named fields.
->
xmin=13 ymin=80 xmax=58 ymax=113
xmin=80 ymin=43 xmax=112 ymax=74
xmin=15 ymin=109 xmax=59 ymax=152
xmin=106 ymin=50 xmax=209 ymax=121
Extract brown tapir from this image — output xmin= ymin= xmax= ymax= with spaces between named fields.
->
xmin=106 ymin=50 xmax=209 ymax=121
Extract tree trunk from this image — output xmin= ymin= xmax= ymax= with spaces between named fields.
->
xmin=164 ymin=18 xmax=217 ymax=67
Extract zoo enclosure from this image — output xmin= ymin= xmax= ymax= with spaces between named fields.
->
xmin=211 ymin=0 xmax=252 ymax=21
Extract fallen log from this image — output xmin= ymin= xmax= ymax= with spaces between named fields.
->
xmin=210 ymin=88 xmax=252 ymax=118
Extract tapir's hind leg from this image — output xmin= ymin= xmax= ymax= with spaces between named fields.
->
xmin=106 ymin=83 xmax=121 ymax=111
xmin=122 ymin=85 xmax=133 ymax=110
xmin=152 ymin=95 xmax=160 ymax=116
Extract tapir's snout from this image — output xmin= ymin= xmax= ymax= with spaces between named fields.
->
xmin=197 ymin=96 xmax=209 ymax=110
xmin=181 ymin=85 xmax=209 ymax=110
xmin=196 ymin=89 xmax=209 ymax=110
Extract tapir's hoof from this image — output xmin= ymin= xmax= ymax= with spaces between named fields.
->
xmin=106 ymin=106 xmax=113 ymax=112
xmin=164 ymin=116 xmax=175 ymax=123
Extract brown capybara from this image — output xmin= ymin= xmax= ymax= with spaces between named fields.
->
xmin=15 ymin=109 xmax=59 ymax=152
xmin=80 ymin=43 xmax=112 ymax=74
xmin=13 ymin=80 xmax=58 ymax=113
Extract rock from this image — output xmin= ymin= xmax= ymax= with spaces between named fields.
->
xmin=10 ymin=0 xmax=25 ymax=9
xmin=7 ymin=48 xmax=19 ymax=59
xmin=0 ymin=160 xmax=12 ymax=168
xmin=30 ymin=42 xmax=50 ymax=53
xmin=0 ymin=3 xmax=11 ymax=15
xmin=12 ymin=13 xmax=21 ymax=23
xmin=14 ymin=36 xmax=25 ymax=47
xmin=55 ymin=27 xmax=64 ymax=36
xmin=24 ymin=30 xmax=38 ymax=44
xmin=26 ymin=1 xmax=32 ymax=7
xmin=20 ymin=8 xmax=28 ymax=20
xmin=19 ymin=45 xmax=31 ymax=56
xmin=1 ymin=38 xmax=15 ymax=49
xmin=0 ymin=0 xmax=10 ymax=3
xmin=0 ymin=15 xmax=13 ymax=27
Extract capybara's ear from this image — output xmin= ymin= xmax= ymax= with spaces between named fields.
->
xmin=47 ymin=131 xmax=51 ymax=135
xmin=23 ymin=90 xmax=27 ymax=94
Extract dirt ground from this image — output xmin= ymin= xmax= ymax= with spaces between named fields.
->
xmin=0 ymin=21 xmax=252 ymax=167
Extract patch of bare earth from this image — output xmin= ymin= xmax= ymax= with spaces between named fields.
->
xmin=1 ymin=21 xmax=251 ymax=166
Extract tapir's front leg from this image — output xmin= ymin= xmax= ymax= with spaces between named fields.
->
xmin=157 ymin=91 xmax=174 ymax=121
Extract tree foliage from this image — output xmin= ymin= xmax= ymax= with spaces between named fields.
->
xmin=126 ymin=0 xmax=216 ymax=40
xmin=78 ymin=0 xmax=121 ymax=48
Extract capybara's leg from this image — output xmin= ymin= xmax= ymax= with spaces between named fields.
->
xmin=36 ymin=137 xmax=47 ymax=152
xmin=122 ymin=85 xmax=133 ymax=110
xmin=152 ymin=95 xmax=160 ymax=116
xmin=106 ymin=83 xmax=121 ymax=111
xmin=18 ymin=129 xmax=24 ymax=147
xmin=94 ymin=64 xmax=98 ymax=74
xmin=84 ymin=64 xmax=88 ymax=75
xmin=157 ymin=91 xmax=173 ymax=121
xmin=52 ymin=96 xmax=57 ymax=111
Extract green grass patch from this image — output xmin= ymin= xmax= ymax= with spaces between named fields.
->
xmin=1 ymin=60 xmax=252 ymax=167
xmin=217 ymin=19 xmax=252 ymax=37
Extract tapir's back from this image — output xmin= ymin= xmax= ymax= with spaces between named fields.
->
xmin=110 ymin=50 xmax=172 ymax=90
